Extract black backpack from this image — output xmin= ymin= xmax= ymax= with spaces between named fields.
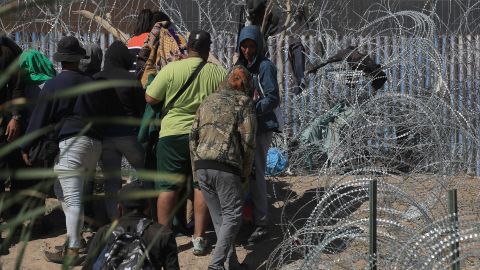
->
xmin=93 ymin=218 xmax=154 ymax=270
xmin=28 ymin=123 xmax=61 ymax=166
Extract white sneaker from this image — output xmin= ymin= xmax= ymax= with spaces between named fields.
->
xmin=192 ymin=236 xmax=208 ymax=256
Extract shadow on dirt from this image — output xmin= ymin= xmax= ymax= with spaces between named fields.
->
xmin=241 ymin=178 xmax=368 ymax=269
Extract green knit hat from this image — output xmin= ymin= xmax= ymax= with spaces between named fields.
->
xmin=20 ymin=50 xmax=56 ymax=85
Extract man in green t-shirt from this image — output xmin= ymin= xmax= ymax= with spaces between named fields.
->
xmin=145 ymin=30 xmax=227 ymax=256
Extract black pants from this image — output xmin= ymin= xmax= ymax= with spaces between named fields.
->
xmin=0 ymin=131 xmax=54 ymax=223
xmin=289 ymin=40 xmax=306 ymax=95
xmin=0 ymin=134 xmax=29 ymax=207
xmin=0 ymin=132 xmax=27 ymax=253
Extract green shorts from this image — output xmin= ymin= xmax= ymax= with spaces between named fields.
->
xmin=155 ymin=134 xmax=195 ymax=191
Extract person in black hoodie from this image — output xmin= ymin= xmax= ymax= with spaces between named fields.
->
xmin=79 ymin=43 xmax=103 ymax=76
xmin=93 ymin=41 xmax=145 ymax=221
xmin=20 ymin=36 xmax=106 ymax=265
xmin=78 ymin=43 xmax=104 ymax=231
xmin=0 ymin=35 xmax=26 ymax=255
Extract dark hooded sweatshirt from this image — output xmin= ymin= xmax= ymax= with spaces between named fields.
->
xmin=79 ymin=44 xmax=103 ymax=76
xmin=21 ymin=70 xmax=107 ymax=151
xmin=93 ymin=41 xmax=145 ymax=137
xmin=0 ymin=36 xmax=26 ymax=129
xmin=235 ymin=25 xmax=280 ymax=132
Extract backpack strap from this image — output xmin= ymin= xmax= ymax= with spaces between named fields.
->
xmin=136 ymin=218 xmax=154 ymax=237
xmin=160 ymin=61 xmax=207 ymax=119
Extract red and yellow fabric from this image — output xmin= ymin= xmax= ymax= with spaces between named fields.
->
xmin=137 ymin=22 xmax=187 ymax=88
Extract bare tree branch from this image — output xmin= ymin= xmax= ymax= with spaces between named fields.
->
xmin=73 ymin=9 xmax=129 ymax=43
xmin=283 ymin=0 xmax=292 ymax=29
xmin=261 ymin=0 xmax=274 ymax=36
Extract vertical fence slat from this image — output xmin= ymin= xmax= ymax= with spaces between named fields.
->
xmin=426 ymin=35 xmax=438 ymax=90
xmin=458 ymin=35 xmax=464 ymax=150
xmin=283 ymin=37 xmax=293 ymax=135
xmin=407 ymin=36 xmax=414 ymax=95
xmin=48 ymin=33 xmax=55 ymax=64
xmin=449 ymin=35 xmax=457 ymax=157
xmin=400 ymin=36 xmax=406 ymax=95
xmin=108 ymin=33 xmax=114 ymax=45
xmin=441 ymin=35 xmax=448 ymax=81
xmin=40 ymin=33 xmax=47 ymax=53
xmin=367 ymin=36 xmax=373 ymax=96
xmin=475 ymin=35 xmax=480 ymax=176
xmin=416 ymin=38 xmax=423 ymax=95
xmin=308 ymin=35 xmax=316 ymax=116
xmin=100 ymin=32 xmax=106 ymax=51
xmin=318 ymin=35 xmax=327 ymax=112
xmin=15 ymin=32 xmax=21 ymax=49
xmin=391 ymin=36 xmax=398 ymax=93
xmin=431 ymin=35 xmax=437 ymax=90
xmin=31 ymin=32 xmax=37 ymax=50
xmin=369 ymin=180 xmax=378 ymax=270
xmin=466 ymin=35 xmax=474 ymax=174
xmin=359 ymin=35 xmax=366 ymax=51
xmin=300 ymin=34 xmax=307 ymax=125
xmin=448 ymin=189 xmax=460 ymax=270
xmin=383 ymin=36 xmax=389 ymax=93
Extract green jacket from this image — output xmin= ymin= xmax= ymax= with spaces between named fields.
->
xmin=300 ymin=100 xmax=348 ymax=145
xmin=190 ymin=88 xmax=257 ymax=179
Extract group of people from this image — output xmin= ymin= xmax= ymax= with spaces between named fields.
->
xmin=0 ymin=5 xmax=281 ymax=270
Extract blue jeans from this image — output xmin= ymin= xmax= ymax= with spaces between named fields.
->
xmin=54 ymin=136 xmax=101 ymax=248
xmin=101 ymin=136 xmax=144 ymax=220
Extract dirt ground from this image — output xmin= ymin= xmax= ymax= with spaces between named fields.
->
xmin=1 ymin=173 xmax=478 ymax=270
xmin=0 ymin=175 xmax=318 ymax=270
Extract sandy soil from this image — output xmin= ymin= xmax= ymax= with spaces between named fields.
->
xmin=1 ymin=173 xmax=478 ymax=270
xmin=0 ymin=175 xmax=317 ymax=270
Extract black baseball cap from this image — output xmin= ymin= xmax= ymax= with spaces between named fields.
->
xmin=187 ymin=30 xmax=212 ymax=53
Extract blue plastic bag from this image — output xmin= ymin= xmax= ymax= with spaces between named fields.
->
xmin=265 ymin=147 xmax=288 ymax=176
